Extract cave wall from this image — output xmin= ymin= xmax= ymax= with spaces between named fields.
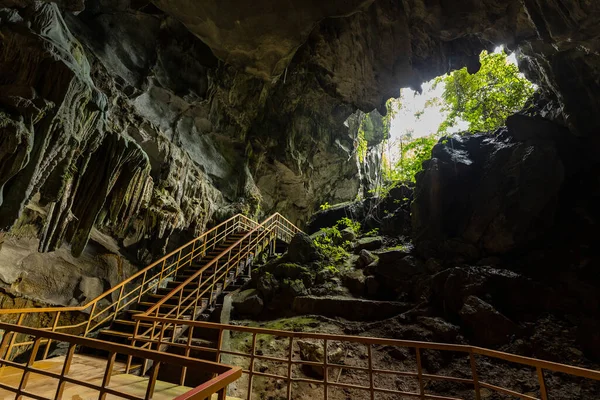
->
xmin=1 ymin=0 xmax=600 ymax=307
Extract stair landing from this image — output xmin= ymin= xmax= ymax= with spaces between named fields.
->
xmin=0 ymin=354 xmax=191 ymax=400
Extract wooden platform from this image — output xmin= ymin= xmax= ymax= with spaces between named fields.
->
xmin=0 ymin=354 xmax=192 ymax=400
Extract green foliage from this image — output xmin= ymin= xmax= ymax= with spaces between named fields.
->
xmin=335 ymin=217 xmax=361 ymax=234
xmin=364 ymin=228 xmax=379 ymax=237
xmin=388 ymin=134 xmax=439 ymax=183
xmin=312 ymin=217 xmax=360 ymax=264
xmin=382 ymin=98 xmax=402 ymax=141
xmin=434 ymin=49 xmax=535 ymax=134
xmin=357 ymin=123 xmax=368 ymax=163
xmin=319 ymin=202 xmax=331 ymax=211
xmin=325 ymin=265 xmax=340 ymax=274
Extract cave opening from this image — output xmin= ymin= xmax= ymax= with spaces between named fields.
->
xmin=352 ymin=46 xmax=536 ymax=198
xmin=2 ymin=2 xmax=600 ymax=399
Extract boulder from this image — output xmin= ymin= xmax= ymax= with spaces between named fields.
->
xmin=288 ymin=233 xmax=323 ymax=264
xmin=374 ymin=255 xmax=422 ymax=287
xmin=354 ymin=236 xmax=383 ymax=252
xmin=256 ymin=274 xmax=280 ymax=301
xmin=412 ymin=132 xmax=565 ymax=258
xmin=297 ymin=340 xmax=344 ymax=378
xmin=356 ymin=249 xmax=376 ymax=269
xmin=232 ymin=289 xmax=264 ymax=317
xmin=78 ymin=277 xmax=104 ymax=302
xmin=459 ymin=296 xmax=517 ymax=346
xmin=340 ymin=227 xmax=357 ymax=242
xmin=341 ymin=270 xmax=365 ymax=297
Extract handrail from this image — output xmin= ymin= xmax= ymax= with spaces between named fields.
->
xmin=141 ymin=213 xmax=299 ymax=318
xmin=0 ymin=322 xmax=241 ymax=400
xmin=0 ymin=213 xmax=259 ymax=359
xmin=129 ymin=213 xmax=300 ymax=360
xmin=136 ymin=316 xmax=600 ymax=400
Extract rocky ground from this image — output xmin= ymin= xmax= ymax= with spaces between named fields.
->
xmin=229 ymin=115 xmax=600 ymax=399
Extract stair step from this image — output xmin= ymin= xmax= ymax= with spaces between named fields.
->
xmin=126 ymin=309 xmax=192 ymax=318
xmin=113 ymin=319 xmax=175 ymax=332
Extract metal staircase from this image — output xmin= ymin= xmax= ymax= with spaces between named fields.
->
xmin=1 ymin=213 xmax=600 ymax=400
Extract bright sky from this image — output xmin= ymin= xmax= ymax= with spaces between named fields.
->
xmin=389 ymin=48 xmax=518 ymax=142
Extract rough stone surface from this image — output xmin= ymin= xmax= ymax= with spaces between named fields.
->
xmin=354 ymin=237 xmax=383 ymax=252
xmin=232 ymin=289 xmax=264 ymax=317
xmin=412 ymin=128 xmax=565 ymax=258
xmin=459 ymin=295 xmax=518 ymax=346
xmin=288 ymin=233 xmax=323 ymax=264
xmin=357 ymin=249 xmax=376 ymax=269
xmin=297 ymin=340 xmax=344 ymax=378
xmin=292 ymin=296 xmax=411 ymax=321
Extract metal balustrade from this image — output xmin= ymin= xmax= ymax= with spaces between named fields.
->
xmin=1 ymin=211 xmax=599 ymax=400
xmin=0 ymin=322 xmax=241 ymax=400
xmin=128 ymin=213 xmax=300 ymax=374
xmin=132 ymin=317 xmax=600 ymax=400
xmin=0 ymin=214 xmax=257 ymax=361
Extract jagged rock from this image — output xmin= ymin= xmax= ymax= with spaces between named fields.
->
xmin=341 ymin=270 xmax=366 ymax=297
xmin=297 ymin=340 xmax=344 ymax=378
xmin=416 ymin=317 xmax=460 ymax=343
xmin=340 ymin=227 xmax=356 ymax=243
xmin=412 ymin=131 xmax=565 ymax=258
xmin=232 ymin=289 xmax=264 ymax=317
xmin=78 ymin=277 xmax=104 ymax=302
xmin=459 ymin=296 xmax=518 ymax=346
xmin=354 ymin=237 xmax=383 ymax=252
xmin=356 ymin=249 xmax=376 ymax=269
xmin=256 ymin=273 xmax=280 ymax=302
xmin=288 ymin=233 xmax=323 ymax=264
xmin=374 ymin=254 xmax=423 ymax=288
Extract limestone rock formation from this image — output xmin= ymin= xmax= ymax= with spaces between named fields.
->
xmin=412 ymin=119 xmax=567 ymax=258
xmin=2 ymin=0 xmax=600 ymax=319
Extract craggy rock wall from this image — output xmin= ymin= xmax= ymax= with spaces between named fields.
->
xmin=0 ymin=0 xmax=600 ymax=308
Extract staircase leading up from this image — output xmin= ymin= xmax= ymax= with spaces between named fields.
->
xmin=97 ymin=230 xmax=249 ymax=348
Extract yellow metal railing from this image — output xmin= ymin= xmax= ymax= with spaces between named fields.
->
xmin=134 ymin=316 xmax=600 ymax=400
xmin=0 ymin=322 xmax=241 ymax=400
xmin=128 ymin=213 xmax=300 ymax=374
xmin=0 ymin=214 xmax=258 ymax=360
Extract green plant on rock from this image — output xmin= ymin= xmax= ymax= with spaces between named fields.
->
xmin=325 ymin=265 xmax=339 ymax=274
xmin=335 ymin=217 xmax=361 ymax=234
xmin=319 ymin=202 xmax=331 ymax=211
xmin=364 ymin=228 xmax=379 ymax=237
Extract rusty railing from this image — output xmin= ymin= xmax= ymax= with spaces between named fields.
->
xmin=0 ymin=214 xmax=257 ymax=360
xmin=133 ymin=316 xmax=600 ymax=400
xmin=0 ymin=322 xmax=241 ymax=400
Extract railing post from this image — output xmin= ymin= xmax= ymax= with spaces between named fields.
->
xmin=17 ymin=337 xmax=42 ymax=394
xmin=470 ymin=351 xmax=481 ymax=400
xmin=247 ymin=332 xmax=257 ymax=400
xmin=137 ymin=270 xmax=148 ymax=303
xmin=55 ymin=343 xmax=76 ymax=399
xmin=415 ymin=347 xmax=425 ymax=399
xmin=85 ymin=302 xmax=97 ymax=336
xmin=114 ymin=285 xmax=125 ymax=322
xmin=99 ymin=352 xmax=117 ymax=400
xmin=6 ymin=313 xmax=25 ymax=360
xmin=324 ymin=339 xmax=329 ymax=400
xmin=43 ymin=311 xmax=61 ymax=359
xmin=287 ymin=337 xmax=294 ymax=400
xmin=537 ymin=367 xmax=549 ymax=400
xmin=368 ymin=344 xmax=375 ymax=400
